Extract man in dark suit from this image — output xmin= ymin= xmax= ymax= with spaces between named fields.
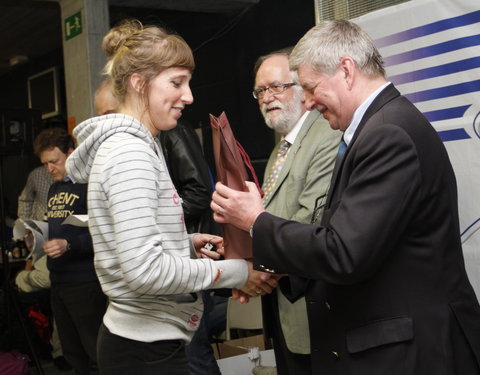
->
xmin=211 ymin=19 xmax=480 ymax=375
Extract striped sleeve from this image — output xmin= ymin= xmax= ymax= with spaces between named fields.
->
xmin=89 ymin=135 xmax=246 ymax=297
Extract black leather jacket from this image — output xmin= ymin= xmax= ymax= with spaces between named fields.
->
xmin=159 ymin=121 xmax=217 ymax=234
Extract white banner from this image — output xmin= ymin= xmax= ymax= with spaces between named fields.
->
xmin=354 ymin=0 xmax=480 ymax=299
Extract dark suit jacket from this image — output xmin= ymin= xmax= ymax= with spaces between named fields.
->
xmin=252 ymin=84 xmax=480 ymax=375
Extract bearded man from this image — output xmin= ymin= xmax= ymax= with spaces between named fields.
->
xmin=252 ymin=48 xmax=341 ymax=375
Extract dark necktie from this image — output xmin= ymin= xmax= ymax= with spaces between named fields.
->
xmin=334 ymin=138 xmax=348 ymax=168
xmin=337 ymin=139 xmax=347 ymax=158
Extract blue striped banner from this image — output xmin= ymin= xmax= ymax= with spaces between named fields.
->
xmin=423 ymin=105 xmax=471 ymax=122
xmin=390 ymin=57 xmax=480 ymax=85
xmin=437 ymin=128 xmax=471 ymax=142
xmin=404 ymin=80 xmax=480 ymax=103
xmin=384 ymin=34 xmax=480 ymax=66
xmin=461 ymin=217 xmax=480 ymax=237
xmin=376 ymin=10 xmax=480 ymax=48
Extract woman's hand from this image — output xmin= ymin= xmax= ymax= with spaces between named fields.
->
xmin=192 ymin=233 xmax=224 ymax=260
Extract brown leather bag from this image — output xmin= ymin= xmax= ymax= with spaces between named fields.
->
xmin=210 ymin=112 xmax=263 ymax=259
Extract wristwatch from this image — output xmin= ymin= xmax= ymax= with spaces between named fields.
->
xmin=65 ymin=240 xmax=71 ymax=251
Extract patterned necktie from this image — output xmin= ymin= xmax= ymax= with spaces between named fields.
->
xmin=262 ymin=139 xmax=291 ymax=202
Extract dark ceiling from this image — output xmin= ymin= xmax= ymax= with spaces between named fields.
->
xmin=0 ymin=1 xmax=61 ymax=74
xmin=0 ymin=0 xmax=259 ymax=77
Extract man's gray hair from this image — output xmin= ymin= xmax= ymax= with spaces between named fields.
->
xmin=253 ymin=46 xmax=294 ymax=78
xmin=290 ymin=19 xmax=385 ymax=78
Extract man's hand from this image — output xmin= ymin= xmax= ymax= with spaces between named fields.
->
xmin=211 ymin=181 xmax=265 ymax=231
xmin=192 ymin=233 xmax=224 ymax=260
xmin=232 ymin=260 xmax=279 ymax=303
xmin=43 ymin=239 xmax=69 ymax=259
xmin=232 ymin=288 xmax=251 ymax=304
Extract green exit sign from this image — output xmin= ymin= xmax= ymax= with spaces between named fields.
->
xmin=64 ymin=11 xmax=82 ymax=40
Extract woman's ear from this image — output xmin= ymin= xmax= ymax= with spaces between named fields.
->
xmin=129 ymin=73 xmax=145 ymax=94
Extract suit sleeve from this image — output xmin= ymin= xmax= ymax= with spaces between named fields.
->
xmin=253 ymin=124 xmax=421 ymax=285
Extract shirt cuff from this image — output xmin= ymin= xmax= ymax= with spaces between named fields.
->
xmin=212 ymin=259 xmax=248 ymax=289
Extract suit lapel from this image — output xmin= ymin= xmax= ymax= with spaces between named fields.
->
xmin=325 ymin=84 xmax=400 ymax=208
xmin=350 ymin=84 xmax=400 ymax=146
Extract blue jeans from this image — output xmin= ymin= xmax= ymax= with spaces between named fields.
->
xmin=185 ymin=291 xmax=221 ymax=375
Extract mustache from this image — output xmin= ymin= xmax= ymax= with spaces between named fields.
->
xmin=260 ymin=101 xmax=284 ymax=116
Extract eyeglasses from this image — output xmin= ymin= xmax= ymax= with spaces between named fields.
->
xmin=252 ymin=83 xmax=297 ymax=100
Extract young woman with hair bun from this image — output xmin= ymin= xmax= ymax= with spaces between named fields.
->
xmin=66 ymin=20 xmax=277 ymax=374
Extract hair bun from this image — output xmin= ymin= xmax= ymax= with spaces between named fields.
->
xmin=102 ymin=19 xmax=143 ymax=58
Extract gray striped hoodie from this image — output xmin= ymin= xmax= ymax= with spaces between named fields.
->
xmin=66 ymin=114 xmax=247 ymax=343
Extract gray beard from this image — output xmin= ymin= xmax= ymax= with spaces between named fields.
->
xmin=262 ymin=99 xmax=304 ymax=135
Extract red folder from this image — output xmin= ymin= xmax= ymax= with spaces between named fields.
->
xmin=210 ymin=112 xmax=263 ymax=259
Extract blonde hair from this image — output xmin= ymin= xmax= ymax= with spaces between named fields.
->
xmin=102 ymin=19 xmax=195 ymax=104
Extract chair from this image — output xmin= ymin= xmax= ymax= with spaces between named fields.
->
xmin=225 ymin=295 xmax=263 ymax=340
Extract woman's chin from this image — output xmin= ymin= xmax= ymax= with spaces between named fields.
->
xmin=164 ymin=121 xmax=179 ymax=131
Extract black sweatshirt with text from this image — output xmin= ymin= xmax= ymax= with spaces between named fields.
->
xmin=46 ymin=179 xmax=97 ymax=285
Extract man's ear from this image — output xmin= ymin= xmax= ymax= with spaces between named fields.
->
xmin=66 ymin=147 xmax=74 ymax=157
xmin=129 ymin=73 xmax=145 ymax=94
xmin=339 ymin=57 xmax=355 ymax=89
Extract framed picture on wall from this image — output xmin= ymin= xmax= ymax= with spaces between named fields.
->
xmin=27 ymin=67 xmax=60 ymax=119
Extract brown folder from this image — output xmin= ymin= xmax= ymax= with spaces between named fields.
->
xmin=210 ymin=112 xmax=262 ymax=259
